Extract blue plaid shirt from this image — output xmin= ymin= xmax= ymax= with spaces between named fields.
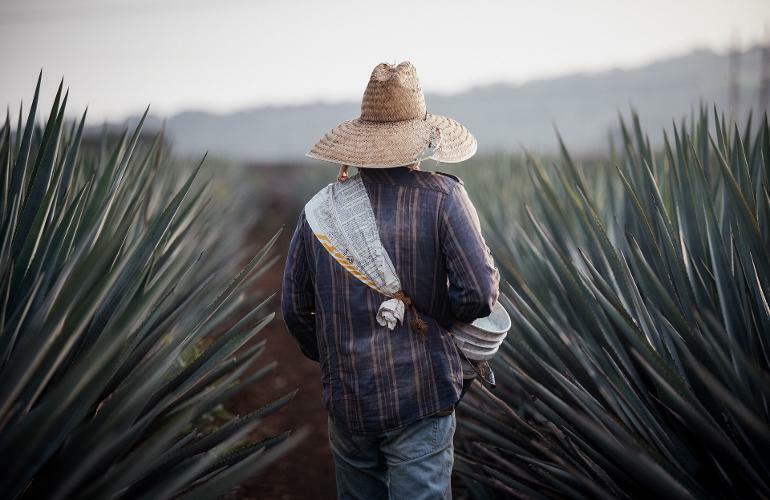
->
xmin=281 ymin=167 xmax=499 ymax=434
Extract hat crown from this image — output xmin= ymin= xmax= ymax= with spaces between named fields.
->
xmin=360 ymin=62 xmax=426 ymax=122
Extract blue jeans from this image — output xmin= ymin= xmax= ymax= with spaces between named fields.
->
xmin=327 ymin=412 xmax=456 ymax=500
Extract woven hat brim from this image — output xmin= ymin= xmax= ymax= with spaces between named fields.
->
xmin=306 ymin=113 xmax=477 ymax=168
xmin=425 ymin=114 xmax=478 ymax=163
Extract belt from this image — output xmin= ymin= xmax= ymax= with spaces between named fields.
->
xmin=434 ymin=405 xmax=455 ymax=417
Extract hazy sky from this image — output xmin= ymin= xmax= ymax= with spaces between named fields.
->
xmin=1 ymin=0 xmax=769 ymax=121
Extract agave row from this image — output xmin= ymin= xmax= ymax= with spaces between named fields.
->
xmin=0 ymin=75 xmax=300 ymax=499
xmin=456 ymin=110 xmax=770 ymax=499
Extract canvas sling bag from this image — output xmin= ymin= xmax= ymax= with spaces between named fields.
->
xmin=304 ymin=173 xmax=428 ymax=336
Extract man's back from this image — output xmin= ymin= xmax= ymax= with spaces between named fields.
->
xmin=282 ymin=166 xmax=499 ymax=434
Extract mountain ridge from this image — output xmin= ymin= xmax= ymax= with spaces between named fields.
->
xmin=125 ymin=46 xmax=767 ymax=161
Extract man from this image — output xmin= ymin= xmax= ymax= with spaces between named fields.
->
xmin=282 ymin=61 xmax=499 ymax=500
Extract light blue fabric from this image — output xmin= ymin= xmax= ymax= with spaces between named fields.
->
xmin=328 ymin=412 xmax=456 ymax=500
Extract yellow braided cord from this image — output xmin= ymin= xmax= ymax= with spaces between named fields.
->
xmin=314 ymin=233 xmax=382 ymax=292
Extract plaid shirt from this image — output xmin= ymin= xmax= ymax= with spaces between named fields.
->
xmin=281 ymin=167 xmax=499 ymax=434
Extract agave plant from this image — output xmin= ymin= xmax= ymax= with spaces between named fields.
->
xmin=0 ymin=74 xmax=301 ymax=499
xmin=456 ymin=110 xmax=770 ymax=499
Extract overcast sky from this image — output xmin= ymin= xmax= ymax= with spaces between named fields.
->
xmin=1 ymin=0 xmax=769 ymax=121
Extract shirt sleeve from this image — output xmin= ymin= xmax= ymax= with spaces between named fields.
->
xmin=439 ymin=183 xmax=500 ymax=324
xmin=281 ymin=211 xmax=319 ymax=362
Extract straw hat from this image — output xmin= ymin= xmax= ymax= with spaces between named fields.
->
xmin=307 ymin=62 xmax=477 ymax=168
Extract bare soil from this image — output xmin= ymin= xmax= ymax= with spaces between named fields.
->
xmin=229 ymin=217 xmax=337 ymax=500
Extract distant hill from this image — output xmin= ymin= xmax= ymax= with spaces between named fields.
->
xmin=128 ymin=46 xmax=767 ymax=161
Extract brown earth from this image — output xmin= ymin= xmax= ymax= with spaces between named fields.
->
xmin=230 ymin=319 xmax=337 ymax=500
xmin=229 ymin=222 xmax=337 ymax=500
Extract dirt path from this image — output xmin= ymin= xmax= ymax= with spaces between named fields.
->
xmin=230 ymin=222 xmax=337 ymax=500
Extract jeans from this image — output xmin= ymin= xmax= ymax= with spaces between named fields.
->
xmin=328 ymin=412 xmax=456 ymax=500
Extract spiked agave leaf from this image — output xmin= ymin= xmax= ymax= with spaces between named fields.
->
xmin=457 ymin=109 xmax=770 ymax=499
xmin=0 ymin=75 xmax=299 ymax=499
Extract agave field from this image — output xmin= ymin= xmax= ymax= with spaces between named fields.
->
xmin=3 ymin=72 xmax=769 ymax=500
xmin=454 ymin=111 xmax=770 ymax=499
xmin=0 ymin=76 xmax=301 ymax=499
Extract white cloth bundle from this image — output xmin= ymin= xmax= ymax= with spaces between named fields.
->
xmin=304 ymin=174 xmax=405 ymax=330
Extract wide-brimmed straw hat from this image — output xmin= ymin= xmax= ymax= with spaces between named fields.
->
xmin=307 ymin=62 xmax=477 ymax=168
